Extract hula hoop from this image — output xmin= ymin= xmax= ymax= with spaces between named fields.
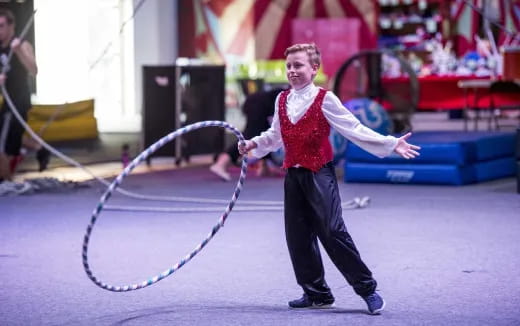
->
xmin=82 ymin=121 xmax=248 ymax=292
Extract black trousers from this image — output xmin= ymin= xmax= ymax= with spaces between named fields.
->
xmin=284 ymin=162 xmax=377 ymax=299
xmin=0 ymin=105 xmax=28 ymax=156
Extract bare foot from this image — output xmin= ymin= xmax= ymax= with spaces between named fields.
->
xmin=210 ymin=164 xmax=231 ymax=182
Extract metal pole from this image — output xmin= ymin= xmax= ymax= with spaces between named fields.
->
xmin=175 ymin=65 xmax=182 ymax=162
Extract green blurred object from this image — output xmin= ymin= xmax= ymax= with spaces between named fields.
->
xmin=232 ymin=60 xmax=327 ymax=84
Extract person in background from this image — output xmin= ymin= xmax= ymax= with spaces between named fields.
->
xmin=0 ymin=8 xmax=38 ymax=182
xmin=210 ymin=87 xmax=284 ymax=181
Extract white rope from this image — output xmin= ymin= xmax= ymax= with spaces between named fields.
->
xmin=103 ymin=197 xmax=371 ymax=213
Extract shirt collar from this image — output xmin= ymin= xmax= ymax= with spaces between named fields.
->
xmin=292 ymin=82 xmax=316 ymax=96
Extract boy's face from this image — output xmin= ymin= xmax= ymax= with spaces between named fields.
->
xmin=285 ymin=50 xmax=317 ymax=90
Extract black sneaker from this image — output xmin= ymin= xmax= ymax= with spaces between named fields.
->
xmin=36 ymin=148 xmax=51 ymax=172
xmin=288 ymin=294 xmax=335 ymax=309
xmin=362 ymin=292 xmax=385 ymax=315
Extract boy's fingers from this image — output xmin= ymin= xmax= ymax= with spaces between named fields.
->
xmin=400 ymin=132 xmax=412 ymax=140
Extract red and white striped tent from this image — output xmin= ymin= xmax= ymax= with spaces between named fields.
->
xmin=451 ymin=0 xmax=520 ymax=56
xmin=179 ymin=0 xmax=378 ymax=65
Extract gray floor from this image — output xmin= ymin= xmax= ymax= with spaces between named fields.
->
xmin=1 ymin=164 xmax=519 ymax=326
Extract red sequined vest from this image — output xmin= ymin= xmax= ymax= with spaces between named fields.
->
xmin=279 ymin=88 xmax=333 ymax=172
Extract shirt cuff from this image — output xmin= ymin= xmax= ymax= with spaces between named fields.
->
xmin=382 ymin=135 xmax=399 ymax=158
xmin=250 ymin=137 xmax=269 ymax=158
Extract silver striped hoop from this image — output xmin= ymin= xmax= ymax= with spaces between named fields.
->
xmin=82 ymin=121 xmax=248 ymax=292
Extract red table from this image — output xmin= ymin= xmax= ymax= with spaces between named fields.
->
xmin=382 ymin=75 xmax=520 ymax=110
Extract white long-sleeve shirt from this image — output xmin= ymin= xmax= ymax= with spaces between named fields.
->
xmin=251 ymin=83 xmax=398 ymax=160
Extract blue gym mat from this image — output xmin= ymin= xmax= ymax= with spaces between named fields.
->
xmin=345 ymin=131 xmax=515 ymax=165
xmin=344 ymin=157 xmax=516 ymax=185
xmin=343 ymin=131 xmax=516 ymax=185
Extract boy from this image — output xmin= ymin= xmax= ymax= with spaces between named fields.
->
xmin=238 ymin=43 xmax=420 ymax=314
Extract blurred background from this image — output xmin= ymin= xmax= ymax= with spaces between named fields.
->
xmin=0 ymin=0 xmax=518 ymax=186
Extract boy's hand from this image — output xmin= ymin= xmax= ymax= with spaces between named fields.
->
xmin=10 ymin=38 xmax=21 ymax=51
xmin=0 ymin=73 xmax=6 ymax=86
xmin=394 ymin=132 xmax=421 ymax=159
xmin=238 ymin=140 xmax=257 ymax=155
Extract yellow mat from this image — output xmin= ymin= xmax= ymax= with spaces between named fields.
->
xmin=27 ymin=99 xmax=98 ymax=142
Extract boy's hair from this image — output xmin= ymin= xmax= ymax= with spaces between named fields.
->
xmin=284 ymin=43 xmax=321 ymax=68
xmin=0 ymin=9 xmax=15 ymax=25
